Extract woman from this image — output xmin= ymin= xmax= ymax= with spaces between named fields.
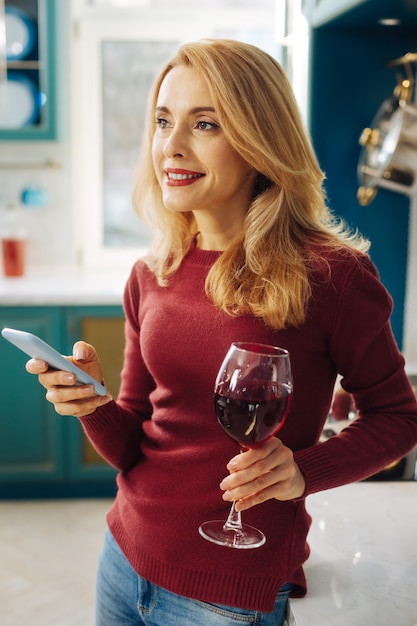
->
xmin=27 ymin=39 xmax=417 ymax=625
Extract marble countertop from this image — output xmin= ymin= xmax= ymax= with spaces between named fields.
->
xmin=0 ymin=267 xmax=129 ymax=306
xmin=289 ymin=482 xmax=417 ymax=626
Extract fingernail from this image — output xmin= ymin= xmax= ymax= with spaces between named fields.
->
xmin=219 ymin=477 xmax=229 ymax=489
xmin=74 ymin=348 xmax=86 ymax=361
xmin=63 ymin=374 xmax=75 ymax=383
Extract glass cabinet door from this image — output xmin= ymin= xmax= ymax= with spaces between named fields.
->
xmin=0 ymin=0 xmax=56 ymax=140
xmin=64 ymin=306 xmax=123 ymax=484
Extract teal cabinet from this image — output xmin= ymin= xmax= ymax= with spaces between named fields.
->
xmin=0 ymin=305 xmax=124 ymax=498
xmin=0 ymin=307 xmax=65 ymax=484
xmin=0 ymin=0 xmax=57 ymax=140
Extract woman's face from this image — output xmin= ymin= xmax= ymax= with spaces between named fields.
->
xmin=152 ymin=64 xmax=255 ymax=225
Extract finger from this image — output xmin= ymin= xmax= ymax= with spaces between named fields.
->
xmin=226 ymin=438 xmax=283 ymax=472
xmin=25 ymin=358 xmax=49 ymax=375
xmin=51 ymin=393 xmax=112 ymax=418
xmin=72 ymin=341 xmax=97 ymax=364
xmin=223 ymin=457 xmax=305 ymax=509
xmin=221 ymin=443 xmax=297 ymax=503
xmin=38 ymin=370 xmax=78 ymax=390
xmin=222 ymin=464 xmax=280 ymax=502
xmin=73 ymin=341 xmax=88 ymax=362
xmin=233 ymin=466 xmax=304 ymax=511
xmin=46 ymin=382 xmax=96 ymax=404
xmin=234 ymin=484 xmax=283 ymax=512
xmin=27 ymin=356 xmax=78 ymax=389
xmin=222 ymin=443 xmax=287 ymax=491
xmin=68 ymin=341 xmax=104 ymax=385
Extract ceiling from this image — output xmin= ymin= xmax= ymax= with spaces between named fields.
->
xmin=321 ymin=0 xmax=417 ymax=29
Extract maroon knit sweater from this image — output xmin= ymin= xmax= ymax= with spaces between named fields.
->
xmin=80 ymin=244 xmax=417 ymax=611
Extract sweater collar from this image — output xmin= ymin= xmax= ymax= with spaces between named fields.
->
xmin=186 ymin=243 xmax=223 ymax=267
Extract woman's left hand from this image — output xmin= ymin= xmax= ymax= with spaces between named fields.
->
xmin=220 ymin=438 xmax=306 ymax=512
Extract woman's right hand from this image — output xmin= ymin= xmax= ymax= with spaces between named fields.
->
xmin=25 ymin=340 xmax=113 ymax=418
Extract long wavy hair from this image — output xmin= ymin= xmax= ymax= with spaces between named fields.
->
xmin=133 ymin=39 xmax=369 ymax=329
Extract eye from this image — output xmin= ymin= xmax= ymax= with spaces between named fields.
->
xmin=155 ymin=118 xmax=171 ymax=129
xmin=196 ymin=120 xmax=218 ymax=131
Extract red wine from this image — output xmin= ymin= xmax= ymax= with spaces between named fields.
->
xmin=214 ymin=384 xmax=292 ymax=446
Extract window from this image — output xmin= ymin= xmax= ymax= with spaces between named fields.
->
xmin=70 ymin=0 xmax=279 ymax=270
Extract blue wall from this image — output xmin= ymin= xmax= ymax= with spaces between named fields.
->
xmin=309 ymin=18 xmax=417 ymax=348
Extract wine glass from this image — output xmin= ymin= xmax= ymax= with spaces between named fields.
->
xmin=199 ymin=342 xmax=293 ymax=549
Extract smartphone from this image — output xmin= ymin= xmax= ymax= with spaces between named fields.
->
xmin=1 ymin=327 xmax=107 ymax=396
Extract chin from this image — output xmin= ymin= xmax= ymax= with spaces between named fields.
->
xmin=162 ymin=197 xmax=193 ymax=214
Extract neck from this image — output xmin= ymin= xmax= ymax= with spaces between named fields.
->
xmin=192 ymin=204 xmax=247 ymax=252
xmin=195 ymin=223 xmax=244 ymax=252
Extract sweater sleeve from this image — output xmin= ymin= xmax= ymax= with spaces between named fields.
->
xmin=294 ymin=254 xmax=417 ymax=495
xmin=79 ymin=264 xmax=155 ymax=472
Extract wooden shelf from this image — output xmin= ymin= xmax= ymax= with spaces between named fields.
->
xmin=0 ymin=61 xmax=44 ymax=70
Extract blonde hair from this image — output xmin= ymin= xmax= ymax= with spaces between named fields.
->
xmin=133 ymin=39 xmax=369 ymax=329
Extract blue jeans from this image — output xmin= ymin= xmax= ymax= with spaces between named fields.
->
xmin=96 ymin=529 xmax=291 ymax=626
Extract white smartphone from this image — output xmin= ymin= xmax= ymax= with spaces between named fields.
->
xmin=1 ymin=327 xmax=107 ymax=396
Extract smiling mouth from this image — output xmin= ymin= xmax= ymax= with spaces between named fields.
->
xmin=166 ymin=172 xmax=204 ymax=181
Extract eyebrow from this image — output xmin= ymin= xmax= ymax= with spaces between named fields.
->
xmin=155 ymin=106 xmax=216 ymax=115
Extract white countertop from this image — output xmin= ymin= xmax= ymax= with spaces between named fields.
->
xmin=289 ymin=482 xmax=417 ymax=626
xmin=0 ymin=267 xmax=128 ymax=306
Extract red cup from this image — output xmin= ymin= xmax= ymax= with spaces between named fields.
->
xmin=2 ymin=238 xmax=26 ymax=277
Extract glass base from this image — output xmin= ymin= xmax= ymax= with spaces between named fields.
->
xmin=198 ymin=520 xmax=266 ymax=549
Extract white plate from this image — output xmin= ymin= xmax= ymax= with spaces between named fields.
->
xmin=5 ymin=6 xmax=36 ymax=61
xmin=0 ymin=73 xmax=38 ymax=128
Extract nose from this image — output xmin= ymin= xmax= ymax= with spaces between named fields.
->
xmin=162 ymin=124 xmax=188 ymax=158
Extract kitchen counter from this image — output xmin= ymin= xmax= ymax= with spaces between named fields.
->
xmin=289 ymin=482 xmax=417 ymax=626
xmin=0 ymin=267 xmax=129 ymax=306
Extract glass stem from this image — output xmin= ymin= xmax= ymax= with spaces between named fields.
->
xmin=223 ymin=448 xmax=246 ymax=534
xmin=223 ymin=502 xmax=244 ymax=534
